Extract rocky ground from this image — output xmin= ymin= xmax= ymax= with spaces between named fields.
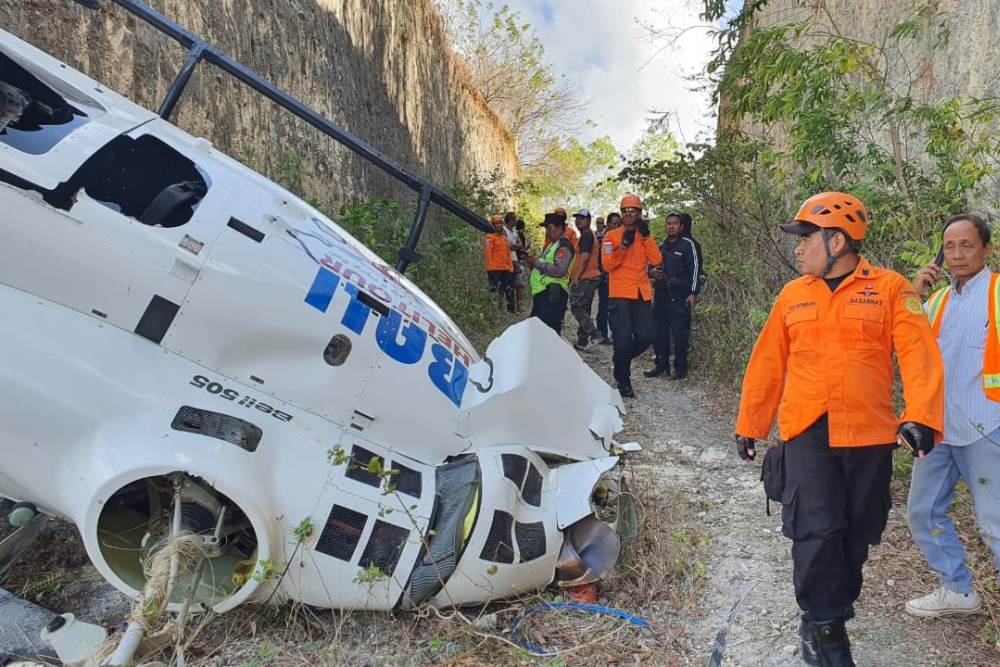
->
xmin=3 ymin=309 xmax=999 ymax=666
xmin=569 ymin=317 xmax=999 ymax=667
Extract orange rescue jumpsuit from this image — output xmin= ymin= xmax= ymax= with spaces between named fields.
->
xmin=736 ymin=256 xmax=944 ymax=445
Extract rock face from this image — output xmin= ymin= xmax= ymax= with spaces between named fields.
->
xmin=736 ymin=0 xmax=1000 ymax=111
xmin=0 ymin=0 xmax=519 ymax=210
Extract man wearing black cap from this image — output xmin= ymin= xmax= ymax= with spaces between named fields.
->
xmin=524 ymin=213 xmax=575 ymax=334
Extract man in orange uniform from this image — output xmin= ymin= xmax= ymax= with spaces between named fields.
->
xmin=555 ymin=207 xmax=578 ymax=250
xmin=735 ymin=192 xmax=944 ymax=666
xmin=483 ymin=214 xmax=514 ymax=312
xmin=602 ymin=194 xmax=662 ymax=398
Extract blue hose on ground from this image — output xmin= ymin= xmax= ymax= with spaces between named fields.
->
xmin=509 ymin=601 xmax=651 ymax=655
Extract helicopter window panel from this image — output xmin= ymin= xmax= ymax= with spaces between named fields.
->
xmin=500 ymin=454 xmax=528 ymax=488
xmin=71 ymin=134 xmax=209 ymax=228
xmin=0 ymin=51 xmax=100 ymax=155
xmin=479 ymin=510 xmax=515 ymax=564
xmin=344 ymin=445 xmax=383 ymax=488
xmin=315 ymin=504 xmax=367 ymax=561
xmin=522 ymin=464 xmax=543 ymax=508
xmin=515 ymin=521 xmax=546 ymax=563
xmin=390 ymin=463 xmax=422 ymax=498
xmin=358 ymin=520 xmax=410 ymax=577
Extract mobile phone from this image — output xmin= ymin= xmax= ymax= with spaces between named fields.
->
xmin=933 ymin=247 xmax=944 ymax=267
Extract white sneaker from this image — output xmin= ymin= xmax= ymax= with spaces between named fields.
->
xmin=905 ymin=586 xmax=982 ymax=618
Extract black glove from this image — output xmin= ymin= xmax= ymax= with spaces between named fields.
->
xmin=898 ymin=422 xmax=935 ymax=457
xmin=637 ymin=218 xmax=650 ymax=238
xmin=622 ymin=228 xmax=636 ymax=247
xmin=736 ymin=435 xmax=756 ymax=461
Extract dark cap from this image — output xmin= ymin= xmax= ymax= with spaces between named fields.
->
xmin=540 ymin=213 xmax=566 ymax=227
xmin=779 ymin=221 xmax=821 ymax=235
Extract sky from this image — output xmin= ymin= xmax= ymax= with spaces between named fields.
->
xmin=501 ymin=0 xmax=722 ymax=152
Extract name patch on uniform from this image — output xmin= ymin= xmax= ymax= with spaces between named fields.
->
xmin=848 ymin=297 xmax=883 ymax=306
xmin=787 ymin=300 xmax=816 ymax=311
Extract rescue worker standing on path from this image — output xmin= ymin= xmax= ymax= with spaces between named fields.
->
xmin=483 ymin=214 xmax=514 ymax=312
xmin=524 ymin=213 xmax=574 ymax=334
xmin=602 ymin=194 xmax=661 ymax=398
xmin=904 ymin=214 xmax=1000 ymax=618
xmin=595 ymin=212 xmax=621 ymax=345
xmin=570 ymin=209 xmax=602 ymax=350
xmin=645 ymin=212 xmax=700 ymax=379
xmin=735 ymin=192 xmax=944 ymax=666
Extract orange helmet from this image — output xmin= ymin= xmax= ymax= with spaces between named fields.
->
xmin=489 ymin=214 xmax=503 ymax=225
xmin=554 ymin=207 xmax=568 ymax=217
xmin=782 ymin=192 xmax=868 ymax=240
xmin=620 ymin=193 xmax=642 ymax=210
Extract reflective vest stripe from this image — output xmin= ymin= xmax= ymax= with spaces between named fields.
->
xmin=926 ymin=286 xmax=951 ymax=331
xmin=927 ymin=273 xmax=1000 ymax=402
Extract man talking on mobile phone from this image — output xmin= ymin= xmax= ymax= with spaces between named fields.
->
xmin=905 ymin=213 xmax=1000 ymax=619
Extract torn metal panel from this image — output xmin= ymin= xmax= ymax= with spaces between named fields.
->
xmin=457 ymin=319 xmax=624 ymax=460
xmin=554 ymin=457 xmax=619 ymax=529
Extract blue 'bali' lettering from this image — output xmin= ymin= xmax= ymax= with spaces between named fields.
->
xmin=340 ymin=283 xmax=372 ymax=334
xmin=427 ymin=343 xmax=468 ymax=407
xmin=305 ymin=267 xmax=463 ymax=406
xmin=376 ymin=310 xmax=427 ymax=364
xmin=305 ymin=267 xmax=339 ymax=313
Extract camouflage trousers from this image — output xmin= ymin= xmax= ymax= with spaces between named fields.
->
xmin=570 ymin=277 xmax=600 ymax=344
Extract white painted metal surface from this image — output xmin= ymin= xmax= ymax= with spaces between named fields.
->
xmin=0 ymin=27 xmax=637 ymax=612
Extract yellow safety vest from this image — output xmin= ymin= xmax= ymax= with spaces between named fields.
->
xmin=529 ymin=240 xmax=570 ymax=295
xmin=926 ymin=271 xmax=1000 ymax=401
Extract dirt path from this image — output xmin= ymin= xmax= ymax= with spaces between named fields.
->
xmin=573 ymin=328 xmax=978 ymax=666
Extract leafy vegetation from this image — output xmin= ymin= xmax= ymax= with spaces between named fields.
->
xmin=330 ymin=170 xmax=520 ymax=349
xmin=622 ymin=0 xmax=1000 ymax=379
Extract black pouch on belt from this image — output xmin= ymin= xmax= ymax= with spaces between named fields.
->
xmin=760 ymin=442 xmax=786 ymax=516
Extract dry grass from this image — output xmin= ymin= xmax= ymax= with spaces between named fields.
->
xmin=863 ymin=476 xmax=1000 ymax=666
xmin=154 ymin=473 xmax=707 ymax=666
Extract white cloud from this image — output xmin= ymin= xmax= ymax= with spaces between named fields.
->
xmin=503 ymin=0 xmax=719 ymax=151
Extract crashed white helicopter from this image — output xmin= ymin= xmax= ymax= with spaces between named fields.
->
xmin=0 ymin=0 xmax=637 ymax=634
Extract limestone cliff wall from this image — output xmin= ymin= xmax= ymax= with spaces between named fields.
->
xmin=750 ymin=0 xmax=1000 ymax=97
xmin=726 ymin=0 xmax=1000 ymax=134
xmin=0 ymin=0 xmax=519 ymax=211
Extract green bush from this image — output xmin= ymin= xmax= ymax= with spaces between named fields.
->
xmin=332 ymin=171 xmax=520 ymax=351
xmin=622 ymin=3 xmax=1000 ymax=380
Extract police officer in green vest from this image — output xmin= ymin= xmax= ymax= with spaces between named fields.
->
xmin=524 ymin=213 xmax=575 ymax=334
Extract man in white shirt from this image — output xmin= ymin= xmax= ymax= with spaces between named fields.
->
xmin=906 ymin=213 xmax=1000 ymax=617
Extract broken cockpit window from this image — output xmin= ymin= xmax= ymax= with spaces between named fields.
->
xmin=0 ymin=51 xmax=97 ymax=155
xmin=1 ymin=132 xmax=210 ymax=228
xmin=70 ymin=134 xmax=210 ymax=227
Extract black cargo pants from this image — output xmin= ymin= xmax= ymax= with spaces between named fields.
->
xmin=781 ymin=415 xmax=894 ymax=622
xmin=651 ymin=289 xmax=691 ymax=375
xmin=608 ymin=297 xmax=653 ymax=385
xmin=530 ymin=283 xmax=569 ymax=335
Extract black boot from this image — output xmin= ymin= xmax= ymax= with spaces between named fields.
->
xmin=799 ymin=615 xmax=820 ymax=666
xmin=812 ymin=619 xmax=855 ymax=666
xmin=642 ymin=365 xmax=669 ymax=378
xmin=618 ymin=382 xmax=635 ymax=398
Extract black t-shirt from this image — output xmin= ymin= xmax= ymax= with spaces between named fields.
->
xmin=578 ymin=228 xmax=595 ymax=255
xmin=824 ymin=273 xmax=850 ymax=292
